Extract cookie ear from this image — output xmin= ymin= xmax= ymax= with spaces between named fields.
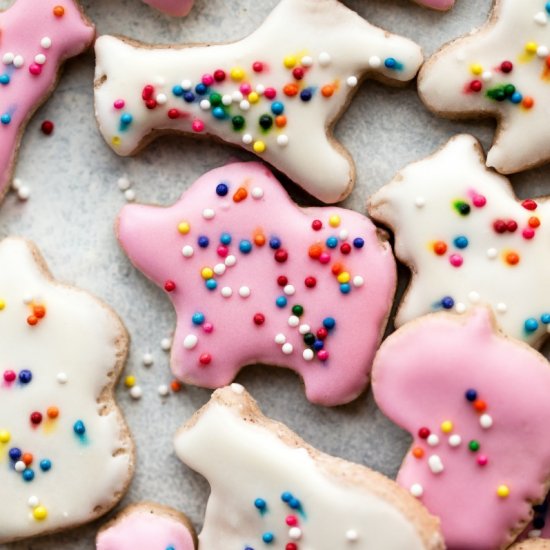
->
xmin=95 ymin=36 xmax=138 ymax=88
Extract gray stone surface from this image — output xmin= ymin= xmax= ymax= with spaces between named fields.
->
xmin=0 ymin=0 xmax=548 ymax=548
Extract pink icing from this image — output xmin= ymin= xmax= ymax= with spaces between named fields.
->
xmin=96 ymin=509 xmax=195 ymax=550
xmin=142 ymin=0 xmax=194 ymax=17
xmin=372 ymin=308 xmax=550 ymax=549
xmin=414 ymin=0 xmax=455 ymax=10
xmin=117 ymin=162 xmax=396 ymax=406
xmin=0 ymin=0 xmax=95 ymax=200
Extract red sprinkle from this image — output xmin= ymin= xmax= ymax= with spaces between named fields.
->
xmin=506 ymin=220 xmax=518 ymax=232
xmin=41 ymin=120 xmax=54 ymax=135
xmin=253 ymin=313 xmax=265 ymax=326
xmin=213 ymin=70 xmax=226 ymax=82
xmin=522 ymin=199 xmax=538 ymax=211
xmin=418 ymin=427 xmax=430 ymax=439
xmin=493 ymin=220 xmax=507 ymax=234
xmin=340 ymin=243 xmax=351 ymax=255
xmin=3 ymin=370 xmax=16 ymax=383
xmin=304 ymin=276 xmax=317 ymax=288
xmin=168 ymin=109 xmax=180 ymax=119
xmin=145 ymin=99 xmax=157 ymax=110
xmin=30 ymin=412 xmax=43 ymax=425
xmin=500 ymin=60 xmax=513 ymax=73
xmin=274 ymin=249 xmax=288 ymax=263
xmin=142 ymin=85 xmax=154 ymax=100
xmin=252 ymin=61 xmax=264 ymax=73
xmin=199 ymin=353 xmax=212 ymax=366
xmin=164 ymin=280 xmax=176 ymax=292
xmin=277 ymin=275 xmax=288 ymax=287
xmin=292 ymin=67 xmax=305 ymax=80
xmin=316 ymin=327 xmax=328 ymax=340
xmin=470 ymin=80 xmax=482 ymax=92
xmin=311 ymin=219 xmax=323 ymax=231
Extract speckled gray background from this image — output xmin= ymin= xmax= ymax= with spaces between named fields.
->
xmin=1 ymin=0 xmax=549 ymax=548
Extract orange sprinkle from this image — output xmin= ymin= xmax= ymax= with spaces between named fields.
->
xmin=53 ymin=5 xmax=65 ymax=16
xmin=523 ymin=96 xmax=535 ymax=109
xmin=47 ymin=407 xmax=59 ymax=419
xmin=33 ymin=305 xmax=46 ymax=319
xmin=283 ymin=83 xmax=299 ymax=97
xmin=528 ymin=216 xmax=541 ymax=228
xmin=331 ymin=262 xmax=344 ymax=276
xmin=473 ymin=399 xmax=487 ymax=413
xmin=321 ymin=84 xmax=335 ymax=98
xmin=170 ymin=380 xmax=182 ymax=392
xmin=27 ymin=315 xmax=38 ymax=326
xmin=433 ymin=241 xmax=447 ymax=255
xmin=505 ymin=251 xmax=520 ymax=266
xmin=275 ymin=115 xmax=287 ymax=128
xmin=308 ymin=244 xmax=323 ymax=259
xmin=22 ymin=453 xmax=33 ymax=466
xmin=254 ymin=233 xmax=266 ymax=247
xmin=232 ymin=187 xmax=248 ymax=203
xmin=412 ymin=447 xmax=424 ymax=459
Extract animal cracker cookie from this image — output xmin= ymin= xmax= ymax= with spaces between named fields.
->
xmin=174 ymin=384 xmax=444 ymax=550
xmin=414 ymin=0 xmax=455 ymax=10
xmin=96 ymin=502 xmax=197 ymax=550
xmin=0 ymin=238 xmax=134 ymax=544
xmin=142 ymin=0 xmax=194 ymax=17
xmin=0 ymin=0 xmax=95 ymax=204
xmin=511 ymin=541 xmax=550 ymax=550
xmin=117 ymin=162 xmax=396 ymax=406
xmin=418 ymin=0 xmax=550 ymax=174
xmin=94 ymin=0 xmax=423 ymax=204
xmin=372 ymin=307 xmax=550 ymax=550
xmin=368 ymin=134 xmax=550 ymax=348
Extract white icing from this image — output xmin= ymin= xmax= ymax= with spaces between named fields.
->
xmin=0 ymin=239 xmax=132 ymax=543
xmin=94 ymin=0 xmax=422 ymax=204
xmin=369 ymin=135 xmax=550 ymax=347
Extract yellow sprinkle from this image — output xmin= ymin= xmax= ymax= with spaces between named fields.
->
xmin=441 ymin=421 xmax=453 ymax=433
xmin=124 ymin=376 xmax=136 ymax=388
xmin=253 ymin=141 xmax=266 ymax=154
xmin=0 ymin=430 xmax=10 ymax=444
xmin=178 ymin=221 xmax=190 ymax=235
xmin=33 ymin=506 xmax=48 ymax=521
xmin=470 ymin=63 xmax=483 ymax=75
xmin=283 ymin=55 xmax=297 ymax=69
xmin=525 ymin=41 xmax=538 ymax=54
xmin=230 ymin=67 xmax=245 ymax=81
xmin=112 ymin=136 xmax=121 ymax=146
xmin=337 ymin=272 xmax=350 ymax=284
xmin=248 ymin=92 xmax=260 ymax=104
xmin=497 ymin=485 xmax=510 ymax=498
xmin=0 ymin=299 xmax=5 ymax=310
xmin=201 ymin=267 xmax=214 ymax=280
xmin=329 ymin=215 xmax=341 ymax=228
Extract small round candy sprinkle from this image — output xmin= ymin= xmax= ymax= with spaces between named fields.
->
xmin=33 ymin=506 xmax=48 ymax=521
xmin=41 ymin=120 xmax=54 ymax=135
xmin=427 ymin=434 xmax=439 ymax=447
xmin=410 ymin=484 xmax=424 ymax=498
xmin=275 ymin=333 xmax=286 ymax=345
xmin=125 ymin=375 xmax=136 ymax=388
xmin=468 ymin=440 xmax=480 ymax=452
xmin=428 ymin=455 xmax=444 ymax=474
xmin=449 ymin=434 xmax=462 ymax=447
xmin=130 ymin=386 xmax=143 ymax=399
xmin=480 ymin=414 xmax=493 ymax=429
xmin=73 ymin=420 xmax=86 ymax=435
xmin=497 ymin=485 xmax=510 ymax=498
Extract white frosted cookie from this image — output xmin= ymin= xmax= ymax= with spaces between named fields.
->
xmin=174 ymin=384 xmax=444 ymax=550
xmin=0 ymin=238 xmax=134 ymax=544
xmin=94 ymin=0 xmax=423 ymax=204
xmin=368 ymin=134 xmax=550 ymax=349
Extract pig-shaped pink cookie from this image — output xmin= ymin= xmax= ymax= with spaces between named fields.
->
xmin=117 ymin=162 xmax=396 ymax=406
xmin=372 ymin=308 xmax=550 ymax=550
xmin=414 ymin=0 xmax=455 ymax=10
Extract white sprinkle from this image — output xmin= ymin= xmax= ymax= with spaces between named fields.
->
xmin=213 ymin=263 xmax=226 ymax=276
xmin=482 ymin=70 xmax=493 ymax=82
xmin=181 ymin=79 xmax=192 ymax=90
xmin=346 ymin=530 xmax=359 ymax=542
xmin=230 ymin=382 xmax=244 ymax=394
xmin=288 ymin=315 xmax=300 ymax=328
xmin=130 ymin=386 xmax=143 ymax=399
xmin=529 ymin=530 xmax=542 ymax=538
xmin=182 ymin=245 xmax=194 ymax=258
xmin=449 ymin=434 xmax=462 ymax=447
xmin=41 ymin=37 xmax=52 ymax=49
xmin=346 ymin=75 xmax=358 ymax=87
xmin=57 ymin=372 xmax=68 ymax=384
xmin=318 ymin=52 xmax=331 ymax=66
xmin=34 ymin=54 xmax=46 ymax=65
xmin=242 ymin=134 xmax=253 ymax=145
xmin=28 ymin=496 xmax=39 ymax=508
xmin=142 ymin=353 xmax=154 ymax=367
xmin=232 ymin=90 xmax=243 ymax=102
xmin=301 ymin=55 xmax=313 ymax=67
xmin=415 ymin=196 xmax=426 ymax=208
xmin=239 ymin=286 xmax=251 ymax=298
xmin=427 ymin=434 xmax=439 ymax=447
xmin=117 ymin=176 xmax=131 ymax=191
xmin=256 ymin=84 xmax=265 ymax=95
xmin=303 ymin=349 xmax=314 ymax=361
xmin=277 ymin=134 xmax=289 ymax=147
xmin=288 ymin=527 xmax=302 ymax=540
xmin=410 ymin=484 xmax=424 ymax=498
xmin=156 ymin=93 xmax=167 ymax=105
xmin=251 ymin=187 xmax=264 ymax=199
xmin=368 ymin=55 xmax=381 ymax=68
xmin=13 ymin=55 xmax=24 ymax=68
xmin=2 ymin=52 xmax=14 ymax=65
xmin=17 ymin=186 xmax=31 ymax=201
xmin=199 ymin=99 xmax=211 ymax=111
xmin=299 ymin=324 xmax=311 ymax=335
xmin=183 ymin=334 xmax=198 ymax=350
xmin=534 ymin=11 xmax=548 ymax=25
xmin=487 ymin=248 xmax=498 ymax=259
xmin=15 ymin=461 xmax=26 ymax=473
xmin=221 ymin=286 xmax=233 ymax=298
xmin=353 ymin=276 xmax=364 ymax=288
xmin=158 ymin=384 xmax=169 ymax=397
xmin=455 ymin=302 xmax=467 ymax=314
xmin=225 ymin=255 xmax=237 ymax=267
xmin=468 ymin=291 xmax=480 ymax=304
xmin=480 ymin=414 xmax=493 ymax=429
xmin=282 ymin=343 xmax=294 ymax=355
xmin=161 ymin=338 xmax=172 ymax=351
xmin=12 ymin=177 xmax=22 ymax=191
xmin=221 ymin=94 xmax=233 ymax=106
xmin=239 ymin=100 xmax=250 ymax=111
xmin=202 ymin=208 xmax=215 ymax=220
xmin=339 ymin=229 xmax=349 ymax=241
xmin=284 ymin=284 xmax=296 ymax=296
xmin=496 ymin=302 xmax=507 ymax=314
xmin=274 ymin=333 xmax=286 ymax=345
xmin=124 ymin=189 xmax=136 ymax=202
xmin=428 ymin=455 xmax=444 ymax=474
xmin=538 ymin=45 xmax=550 ymax=58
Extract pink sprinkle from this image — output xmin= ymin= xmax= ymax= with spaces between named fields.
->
xmin=202 ymin=74 xmax=214 ymax=86
xmin=264 ymin=87 xmax=277 ymax=100
xmin=203 ymin=323 xmax=214 ymax=334
xmin=286 ymin=515 xmax=298 ymax=526
xmin=317 ymin=350 xmax=329 ymax=361
xmin=522 ymin=228 xmax=535 ymax=240
xmin=449 ymin=254 xmax=463 ymax=267
xmin=477 ymin=455 xmax=488 ymax=466
xmin=3 ymin=370 xmax=16 ymax=383
xmin=192 ymin=119 xmax=205 ymax=133
xmin=114 ymin=99 xmax=125 ymax=110
xmin=217 ymin=245 xmax=228 ymax=258
xmin=319 ymin=252 xmax=331 ymax=264
xmin=240 ymin=83 xmax=252 ymax=96
xmin=472 ymin=195 xmax=487 ymax=208
xmin=29 ymin=63 xmax=42 ymax=76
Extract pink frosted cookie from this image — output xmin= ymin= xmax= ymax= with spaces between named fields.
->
xmin=0 ymin=238 xmax=134 ymax=544
xmin=0 ymin=0 xmax=95 ymax=204
xmin=419 ymin=0 xmax=550 ymax=174
xmin=368 ymin=134 xmax=550 ymax=349
xmin=413 ymin=0 xmax=455 ymax=10
xmin=142 ymin=0 xmax=194 ymax=16
xmin=96 ymin=502 xmax=197 ymax=550
xmin=372 ymin=307 xmax=550 ymax=550
xmin=174 ymin=384 xmax=444 ymax=550
xmin=94 ymin=0 xmax=423 ymax=204
xmin=117 ymin=162 xmax=396 ymax=406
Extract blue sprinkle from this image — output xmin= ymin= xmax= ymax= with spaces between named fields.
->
xmin=73 ymin=420 xmax=86 ymax=436
xmin=254 ymin=498 xmax=267 ymax=511
xmin=22 ymin=468 xmax=35 ymax=482
xmin=353 ymin=237 xmax=365 ymax=249
xmin=120 ymin=113 xmax=133 ymax=125
xmin=313 ymin=340 xmax=324 ymax=351
xmin=195 ymin=83 xmax=207 ymax=95
xmin=525 ymin=318 xmax=539 ymax=333
xmin=541 ymin=313 xmax=550 ymax=324
xmin=18 ymin=369 xmax=32 ymax=384
xmin=183 ymin=91 xmax=195 ymax=103
xmin=269 ymin=238 xmax=281 ymax=250
xmin=166 ymin=546 xmax=176 ymax=550
xmin=340 ymin=283 xmax=351 ymax=294
xmin=271 ymin=101 xmax=284 ymax=115
xmin=0 ymin=74 xmax=10 ymax=85
xmin=172 ymin=85 xmax=184 ymax=97
xmin=39 ymin=459 xmax=52 ymax=472
xmin=216 ymin=183 xmax=229 ymax=197
xmin=546 ymin=1 xmax=550 ymax=14
xmin=510 ymin=92 xmax=523 ymax=104
xmin=276 ymin=296 xmax=287 ymax=308
xmin=192 ymin=312 xmax=205 ymax=325
xmin=9 ymin=447 xmax=21 ymax=461
xmin=220 ymin=232 xmax=232 ymax=245
xmin=205 ymin=279 xmax=217 ymax=290
xmin=300 ymin=89 xmax=313 ymax=102
xmin=212 ymin=106 xmax=226 ymax=119
xmin=323 ymin=317 xmax=336 ymax=330
xmin=326 ymin=236 xmax=338 ymax=249
xmin=239 ymin=240 xmax=252 ymax=254
xmin=289 ymin=497 xmax=301 ymax=510
xmin=441 ymin=296 xmax=455 ymax=310
xmin=1 ymin=113 xmax=11 ymax=125
xmin=262 ymin=532 xmax=275 ymax=544
xmin=384 ymin=57 xmax=404 ymax=71
xmin=281 ymin=491 xmax=292 ymax=503
xmin=453 ymin=235 xmax=469 ymax=249
xmin=198 ymin=235 xmax=209 ymax=248
xmin=465 ymin=389 xmax=477 ymax=402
